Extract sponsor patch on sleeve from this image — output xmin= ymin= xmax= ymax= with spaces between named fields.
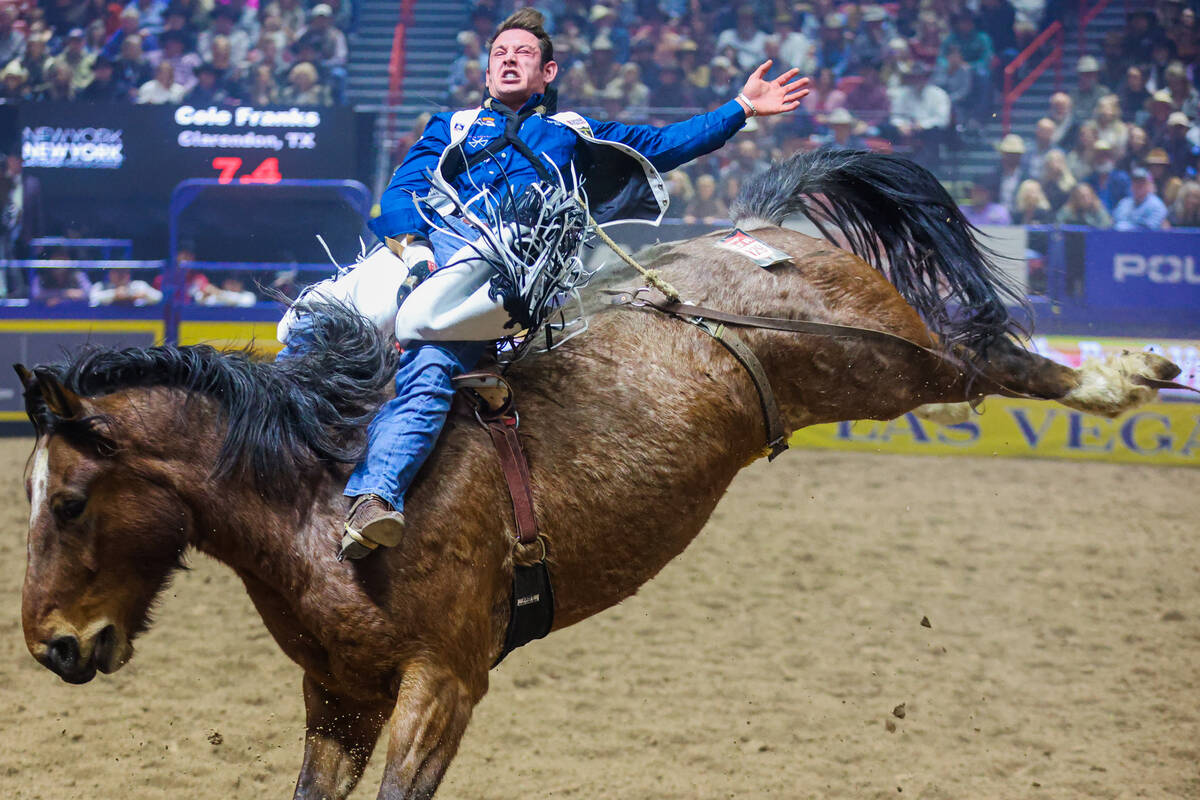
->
xmin=715 ymin=229 xmax=793 ymax=268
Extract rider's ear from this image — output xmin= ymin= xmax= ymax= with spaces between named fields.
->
xmin=542 ymin=59 xmax=558 ymax=84
xmin=32 ymin=366 xmax=85 ymax=421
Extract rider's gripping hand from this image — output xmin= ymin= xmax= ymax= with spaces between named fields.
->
xmin=736 ymin=62 xmax=810 ymax=117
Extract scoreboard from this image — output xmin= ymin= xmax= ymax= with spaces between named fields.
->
xmin=19 ymin=102 xmax=356 ymax=200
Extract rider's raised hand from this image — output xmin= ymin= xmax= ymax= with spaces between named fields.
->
xmin=736 ymin=61 xmax=810 ymax=117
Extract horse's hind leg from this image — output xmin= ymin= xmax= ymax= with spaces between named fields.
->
xmin=376 ymin=659 xmax=482 ymax=800
xmin=294 ymin=675 xmax=391 ymax=800
xmin=973 ymin=337 xmax=1181 ymax=418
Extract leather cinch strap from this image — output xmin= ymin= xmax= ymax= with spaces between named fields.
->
xmin=452 ymin=371 xmax=540 ymax=546
xmin=693 ymin=319 xmax=789 ymax=460
xmin=484 ymin=415 xmax=540 ymax=545
xmin=451 ymin=370 xmax=554 ymax=666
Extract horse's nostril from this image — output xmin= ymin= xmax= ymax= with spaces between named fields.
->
xmin=47 ymin=634 xmax=80 ymax=674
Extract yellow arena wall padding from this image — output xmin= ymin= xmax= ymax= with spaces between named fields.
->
xmin=790 ymin=398 xmax=1199 ymax=468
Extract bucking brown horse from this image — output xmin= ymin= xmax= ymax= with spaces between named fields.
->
xmin=15 ymin=151 xmax=1181 ymax=799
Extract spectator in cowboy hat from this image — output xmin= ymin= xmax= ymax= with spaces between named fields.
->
xmin=1113 ymin=167 xmax=1169 ymax=229
xmin=1143 ymin=147 xmax=1182 ymax=205
xmin=1144 ymin=89 xmax=1174 ymax=146
xmin=79 ymin=56 xmax=127 ymax=102
xmin=182 ymin=61 xmax=227 ymax=105
xmin=52 ymin=27 xmax=94 ymax=90
xmin=818 ymin=107 xmax=866 ymax=150
xmin=814 ymin=13 xmax=851 ymax=77
xmin=1162 ymin=112 xmax=1195 ymax=177
xmin=588 ymin=5 xmax=628 ymax=60
xmin=1086 ymin=140 xmax=1131 ymax=210
xmin=1071 ymin=55 xmax=1109 ymax=120
xmin=852 ymin=6 xmax=891 ymax=70
xmin=199 ymin=5 xmax=251 ymax=66
xmin=587 ymin=33 xmax=619 ymax=92
xmin=996 ymin=132 xmax=1027 ymax=211
xmin=19 ymin=29 xmax=54 ymax=93
xmin=148 ymin=28 xmax=200 ymax=89
xmin=296 ymin=3 xmax=348 ymax=68
xmin=0 ymin=61 xmax=29 ymax=101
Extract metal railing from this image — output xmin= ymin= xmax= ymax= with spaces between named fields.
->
xmin=1001 ymin=21 xmax=1064 ymax=134
xmin=1078 ymin=0 xmax=1128 ymax=52
xmin=386 ymin=0 xmax=417 ymax=105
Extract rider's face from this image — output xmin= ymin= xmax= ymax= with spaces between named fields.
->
xmin=486 ymin=29 xmax=557 ymax=109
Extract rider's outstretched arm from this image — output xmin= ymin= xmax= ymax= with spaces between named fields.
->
xmin=585 ymin=63 xmax=810 ymax=172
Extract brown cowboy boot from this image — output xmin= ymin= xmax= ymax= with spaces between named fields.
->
xmin=339 ymin=495 xmax=406 ymax=561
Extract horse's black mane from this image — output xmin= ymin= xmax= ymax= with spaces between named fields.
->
xmin=43 ymin=301 xmax=396 ymax=498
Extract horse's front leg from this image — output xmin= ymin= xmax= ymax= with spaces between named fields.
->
xmin=375 ymin=658 xmax=484 ymax=800
xmin=294 ymin=674 xmax=391 ymax=800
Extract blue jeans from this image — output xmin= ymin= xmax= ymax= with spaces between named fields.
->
xmin=344 ymin=341 xmax=483 ymax=511
xmin=278 ymin=325 xmax=482 ymax=513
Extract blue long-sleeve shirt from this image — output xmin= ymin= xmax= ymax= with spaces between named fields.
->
xmin=1112 ymin=193 xmax=1169 ymax=230
xmin=370 ymin=95 xmax=747 ymax=241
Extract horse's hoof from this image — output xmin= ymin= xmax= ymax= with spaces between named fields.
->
xmin=1061 ymin=350 xmax=1180 ymax=418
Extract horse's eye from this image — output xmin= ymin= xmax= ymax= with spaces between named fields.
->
xmin=53 ymin=496 xmax=87 ymax=525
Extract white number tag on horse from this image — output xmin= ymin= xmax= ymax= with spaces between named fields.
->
xmin=716 ymin=229 xmax=793 ymax=268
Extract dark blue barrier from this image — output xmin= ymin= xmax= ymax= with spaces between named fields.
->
xmin=1024 ymin=226 xmax=1200 ymax=339
xmin=1083 ymin=229 xmax=1200 ymax=310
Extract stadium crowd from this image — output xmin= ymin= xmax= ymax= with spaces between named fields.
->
xmin=0 ymin=0 xmax=352 ymax=107
xmin=437 ymin=0 xmax=1199 ymax=229
xmin=0 ymin=0 xmax=356 ymax=299
xmin=3 ymin=0 xmax=1200 ymax=301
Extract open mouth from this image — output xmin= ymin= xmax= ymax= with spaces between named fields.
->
xmin=93 ymin=624 xmax=119 ymax=674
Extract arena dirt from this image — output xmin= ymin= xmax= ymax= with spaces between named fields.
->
xmin=2 ymin=437 xmax=1197 ymax=799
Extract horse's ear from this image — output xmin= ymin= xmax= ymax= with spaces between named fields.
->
xmin=32 ymin=366 xmax=85 ymax=421
xmin=14 ymin=364 xmax=36 ymax=390
xmin=16 ymin=364 xmax=49 ymax=433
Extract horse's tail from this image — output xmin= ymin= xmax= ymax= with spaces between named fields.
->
xmin=729 ymin=148 xmax=1028 ymax=356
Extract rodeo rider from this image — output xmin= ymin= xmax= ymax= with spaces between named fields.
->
xmin=279 ymin=9 xmax=810 ymax=559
